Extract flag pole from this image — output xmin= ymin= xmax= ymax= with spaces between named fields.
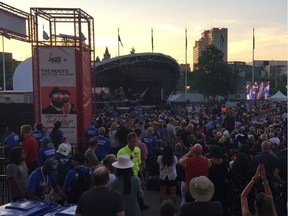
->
xmin=151 ymin=28 xmax=154 ymax=53
xmin=118 ymin=27 xmax=120 ymax=56
xmin=252 ymin=28 xmax=255 ymax=82
xmin=185 ymin=28 xmax=188 ymax=100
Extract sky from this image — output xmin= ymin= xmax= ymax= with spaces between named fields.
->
xmin=1 ymin=0 xmax=287 ymax=65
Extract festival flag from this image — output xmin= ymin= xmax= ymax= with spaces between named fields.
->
xmin=43 ymin=30 xmax=49 ymax=40
xmin=118 ymin=34 xmax=123 ymax=47
xmin=253 ymin=28 xmax=255 ymax=50
xmin=185 ymin=28 xmax=187 ymax=51
xmin=220 ymin=33 xmax=224 ymax=48
xmin=151 ymin=28 xmax=154 ymax=52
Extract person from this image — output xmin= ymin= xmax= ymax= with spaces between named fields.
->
xmin=178 ymin=143 xmax=211 ymax=202
xmin=108 ymin=121 xmax=120 ymax=155
xmin=111 ymin=154 xmax=144 ymax=216
xmin=62 ymin=90 xmax=76 ymax=114
xmin=6 ymin=147 xmax=29 ymax=201
xmin=241 ymin=164 xmax=277 ymax=216
xmin=20 ymin=124 xmax=38 ymax=174
xmin=95 ymin=127 xmax=111 ymax=161
xmin=63 ymin=152 xmax=93 ymax=204
xmin=116 ymin=120 xmax=133 ymax=148
xmin=83 ymin=120 xmax=99 ymax=148
xmin=3 ymin=125 xmax=20 ymax=156
xmin=26 ymin=158 xmax=63 ymax=201
xmin=75 ymin=166 xmax=125 ymax=216
xmin=38 ymin=136 xmax=56 ymax=166
xmin=102 ymin=154 xmax=117 ymax=186
xmin=42 ymin=87 xmax=65 ymax=114
xmin=253 ymin=140 xmax=279 ymax=193
xmin=166 ymin=118 xmax=177 ymax=148
xmin=31 ymin=123 xmax=46 ymax=147
xmin=50 ymin=121 xmax=64 ymax=149
xmin=55 ymin=143 xmax=73 ymax=187
xmin=160 ymin=199 xmax=177 ymax=216
xmin=208 ymin=145 xmax=228 ymax=205
xmin=157 ymin=145 xmax=178 ymax=206
xmin=180 ymin=176 xmax=223 ymax=216
xmin=117 ymin=132 xmax=141 ymax=177
xmin=84 ymin=137 xmax=99 ymax=169
xmin=141 ymin=127 xmax=157 ymax=156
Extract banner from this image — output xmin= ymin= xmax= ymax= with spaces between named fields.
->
xmin=39 ymin=47 xmax=77 ymax=143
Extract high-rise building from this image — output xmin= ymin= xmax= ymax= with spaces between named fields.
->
xmin=193 ymin=28 xmax=228 ymax=70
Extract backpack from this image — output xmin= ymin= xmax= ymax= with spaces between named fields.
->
xmin=67 ymin=168 xmax=92 ymax=204
xmin=56 ymin=157 xmax=71 ymax=186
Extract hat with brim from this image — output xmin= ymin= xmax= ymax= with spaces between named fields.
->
xmin=44 ymin=158 xmax=58 ymax=174
xmin=189 ymin=176 xmax=215 ymax=202
xmin=48 ymin=87 xmax=61 ymax=98
xmin=112 ymin=154 xmax=134 ymax=169
xmin=56 ymin=143 xmax=72 ymax=156
xmin=269 ymin=137 xmax=280 ymax=146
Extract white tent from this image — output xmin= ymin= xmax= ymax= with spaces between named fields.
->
xmin=269 ymin=91 xmax=287 ymax=101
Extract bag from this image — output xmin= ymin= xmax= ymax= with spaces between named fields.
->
xmin=67 ymin=168 xmax=92 ymax=204
xmin=56 ymin=158 xmax=71 ymax=186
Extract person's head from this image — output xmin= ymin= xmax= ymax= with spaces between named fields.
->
xmin=109 ymin=122 xmax=118 ymax=130
xmin=189 ymin=176 xmax=215 ymax=202
xmin=102 ymin=154 xmax=117 ymax=172
xmin=43 ymin=158 xmax=58 ymax=175
xmin=261 ymin=141 xmax=271 ymax=153
xmin=93 ymin=166 xmax=110 ymax=187
xmin=57 ymin=143 xmax=72 ymax=156
xmin=254 ymin=192 xmax=277 ymax=216
xmin=127 ymin=132 xmax=138 ymax=149
xmin=162 ymin=145 xmax=174 ymax=166
xmin=134 ymin=128 xmax=142 ymax=138
xmin=7 ymin=147 xmax=25 ymax=165
xmin=192 ymin=144 xmax=203 ymax=156
xmin=99 ymin=127 xmax=106 ymax=135
xmin=112 ymin=154 xmax=134 ymax=176
xmin=90 ymin=120 xmax=96 ymax=127
xmin=42 ymin=136 xmax=52 ymax=147
xmin=53 ymin=121 xmax=62 ymax=129
xmin=209 ymin=145 xmax=223 ymax=159
xmin=5 ymin=125 xmax=15 ymax=134
xmin=89 ymin=137 xmax=98 ymax=150
xmin=72 ymin=152 xmax=86 ymax=167
xmin=62 ymin=90 xmax=70 ymax=103
xmin=147 ymin=127 xmax=154 ymax=136
xmin=160 ymin=199 xmax=176 ymax=216
xmin=20 ymin=124 xmax=32 ymax=137
xmin=49 ymin=87 xmax=64 ymax=108
xmin=34 ymin=123 xmax=43 ymax=131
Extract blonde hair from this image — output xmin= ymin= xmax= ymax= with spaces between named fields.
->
xmin=110 ymin=122 xmax=118 ymax=131
xmin=21 ymin=124 xmax=32 ymax=134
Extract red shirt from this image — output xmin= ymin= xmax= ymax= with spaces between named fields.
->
xmin=21 ymin=134 xmax=38 ymax=164
xmin=185 ymin=156 xmax=209 ymax=192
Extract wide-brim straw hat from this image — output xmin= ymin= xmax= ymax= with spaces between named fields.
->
xmin=189 ymin=176 xmax=215 ymax=202
xmin=112 ymin=154 xmax=134 ymax=169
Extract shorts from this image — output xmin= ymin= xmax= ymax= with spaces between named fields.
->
xmin=159 ymin=176 xmax=177 ymax=187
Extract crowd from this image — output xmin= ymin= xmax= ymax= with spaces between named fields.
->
xmin=1 ymin=99 xmax=287 ymax=216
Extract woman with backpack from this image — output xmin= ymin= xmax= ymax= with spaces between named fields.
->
xmin=157 ymin=145 xmax=178 ymax=206
xmin=111 ymin=154 xmax=144 ymax=216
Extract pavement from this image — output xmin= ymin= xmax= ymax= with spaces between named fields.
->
xmin=142 ymin=188 xmax=181 ymax=216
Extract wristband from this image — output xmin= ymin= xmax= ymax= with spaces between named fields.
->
xmin=262 ymin=180 xmax=269 ymax=186
xmin=252 ymin=176 xmax=257 ymax=182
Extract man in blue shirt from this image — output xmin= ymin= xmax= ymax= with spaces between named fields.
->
xmin=3 ymin=126 xmax=20 ymax=156
xmin=84 ymin=120 xmax=99 ymax=147
xmin=95 ymin=127 xmax=111 ymax=161
xmin=141 ymin=127 xmax=157 ymax=156
xmin=38 ymin=136 xmax=56 ymax=166
xmin=26 ymin=158 xmax=63 ymax=200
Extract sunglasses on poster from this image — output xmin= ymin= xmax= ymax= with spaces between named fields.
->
xmin=52 ymin=93 xmax=64 ymax=98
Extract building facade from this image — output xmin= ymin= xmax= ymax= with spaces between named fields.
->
xmin=193 ymin=28 xmax=228 ymax=70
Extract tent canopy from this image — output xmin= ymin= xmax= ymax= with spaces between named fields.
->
xmin=269 ymin=91 xmax=287 ymax=101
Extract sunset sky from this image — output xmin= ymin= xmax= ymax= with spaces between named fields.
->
xmin=1 ymin=0 xmax=287 ymax=65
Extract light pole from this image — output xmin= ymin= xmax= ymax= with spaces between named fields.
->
xmin=2 ymin=35 xmax=5 ymax=91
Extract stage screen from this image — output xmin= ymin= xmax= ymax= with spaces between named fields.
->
xmin=246 ymin=81 xmax=270 ymax=100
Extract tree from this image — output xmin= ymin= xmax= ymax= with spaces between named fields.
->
xmin=130 ymin=47 xmax=135 ymax=54
xmin=193 ymin=45 xmax=234 ymax=99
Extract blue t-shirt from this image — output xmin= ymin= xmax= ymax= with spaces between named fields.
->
xmin=84 ymin=127 xmax=99 ymax=144
xmin=63 ymin=166 xmax=93 ymax=190
xmin=38 ymin=147 xmax=56 ymax=166
xmin=27 ymin=167 xmax=56 ymax=199
xmin=32 ymin=130 xmax=44 ymax=147
xmin=3 ymin=132 xmax=20 ymax=147
xmin=142 ymin=135 xmax=157 ymax=155
xmin=95 ymin=135 xmax=111 ymax=160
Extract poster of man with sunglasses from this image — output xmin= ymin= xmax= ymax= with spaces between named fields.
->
xmin=42 ymin=87 xmax=76 ymax=114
